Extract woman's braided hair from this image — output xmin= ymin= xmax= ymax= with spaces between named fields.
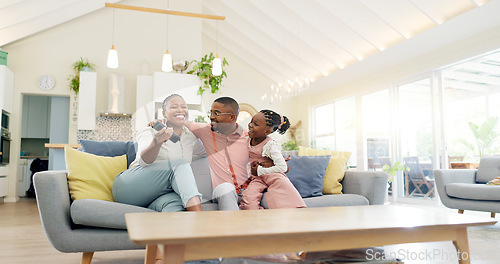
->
xmin=260 ymin=109 xmax=290 ymax=135
xmin=162 ymin=94 xmax=183 ymax=111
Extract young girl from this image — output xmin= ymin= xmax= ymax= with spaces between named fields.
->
xmin=240 ymin=110 xmax=306 ymax=210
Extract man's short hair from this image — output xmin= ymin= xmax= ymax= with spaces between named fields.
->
xmin=214 ymin=97 xmax=239 ymax=115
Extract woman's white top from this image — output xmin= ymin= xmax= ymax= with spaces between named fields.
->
xmin=130 ymin=126 xmax=199 ymax=168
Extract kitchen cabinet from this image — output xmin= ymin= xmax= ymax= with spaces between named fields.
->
xmin=0 ymin=176 xmax=7 ymax=197
xmin=17 ymin=159 xmax=29 ymax=197
xmin=0 ymin=65 xmax=14 ymax=113
xmin=22 ymin=95 xmax=51 ymax=138
xmin=0 ymin=165 xmax=8 ymax=198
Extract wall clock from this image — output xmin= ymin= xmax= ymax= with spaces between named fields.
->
xmin=38 ymin=75 xmax=55 ymax=91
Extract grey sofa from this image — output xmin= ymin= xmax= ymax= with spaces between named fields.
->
xmin=435 ymin=156 xmax=500 ymax=218
xmin=34 ymin=152 xmax=388 ymax=264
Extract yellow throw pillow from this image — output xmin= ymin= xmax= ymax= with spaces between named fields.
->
xmin=65 ymin=146 xmax=127 ymax=201
xmin=298 ymin=146 xmax=351 ymax=194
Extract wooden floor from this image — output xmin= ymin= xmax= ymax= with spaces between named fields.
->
xmin=0 ymin=198 xmax=145 ymax=264
xmin=1 ymin=198 xmax=499 ymax=264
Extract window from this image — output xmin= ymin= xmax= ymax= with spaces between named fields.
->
xmin=312 ymin=103 xmax=334 ymax=150
xmin=362 ymin=90 xmax=391 ymax=171
xmin=312 ymin=98 xmax=356 ymax=165
xmin=442 ymin=50 xmax=500 ymax=163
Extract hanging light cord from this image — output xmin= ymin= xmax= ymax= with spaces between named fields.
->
xmin=112 ymin=8 xmax=115 ymax=45
xmin=166 ymin=0 xmax=170 ymax=50
xmin=216 ymin=20 xmax=219 ymax=55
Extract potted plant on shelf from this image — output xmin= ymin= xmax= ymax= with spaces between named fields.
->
xmin=68 ymin=57 xmax=96 ymax=94
xmin=187 ymin=52 xmax=228 ymax=95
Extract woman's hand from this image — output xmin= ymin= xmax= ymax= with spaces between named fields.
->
xmin=154 ymin=127 xmax=174 ymax=144
xmin=147 ymin=119 xmax=166 ymax=128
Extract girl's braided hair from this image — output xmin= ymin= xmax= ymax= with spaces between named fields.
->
xmin=260 ymin=109 xmax=290 ymax=135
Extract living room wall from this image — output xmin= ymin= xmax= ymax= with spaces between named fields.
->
xmin=1 ymin=0 xmax=284 ymax=201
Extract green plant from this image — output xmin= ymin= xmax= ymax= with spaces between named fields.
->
xmin=382 ymin=161 xmax=410 ymax=182
xmin=187 ymin=52 xmax=228 ymax=95
xmin=282 ymin=140 xmax=299 ymax=151
xmin=68 ymin=57 xmax=96 ymax=94
xmin=466 ymin=117 xmax=499 ymax=157
xmin=194 ymin=115 xmax=208 ymax=123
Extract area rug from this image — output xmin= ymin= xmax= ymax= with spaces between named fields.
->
xmin=467 ymin=222 xmax=500 ymax=241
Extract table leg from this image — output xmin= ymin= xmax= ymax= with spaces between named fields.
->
xmin=163 ymin=244 xmax=185 ymax=264
xmin=452 ymin=227 xmax=470 ymax=264
xmin=144 ymin=244 xmax=158 ymax=264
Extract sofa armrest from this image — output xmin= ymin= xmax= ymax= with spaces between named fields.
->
xmin=33 ymin=170 xmax=74 ymax=252
xmin=342 ymin=171 xmax=388 ymax=205
xmin=434 ymin=169 xmax=476 ymax=201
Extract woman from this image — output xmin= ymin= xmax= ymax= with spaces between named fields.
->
xmin=112 ymin=94 xmax=202 ymax=212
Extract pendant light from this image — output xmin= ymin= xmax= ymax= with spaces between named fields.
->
xmin=161 ymin=0 xmax=173 ymax=72
xmin=107 ymin=8 xmax=119 ymax=69
xmin=212 ymin=20 xmax=222 ymax=76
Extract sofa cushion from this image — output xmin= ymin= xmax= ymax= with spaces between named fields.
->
xmin=71 ymin=199 xmax=155 ymax=229
xmin=65 ymin=146 xmax=127 ymax=201
xmin=476 ymin=156 xmax=500 ymax=183
xmin=446 ymin=183 xmax=500 ymax=201
xmin=298 ymin=146 xmax=351 ymax=194
xmin=260 ymin=192 xmax=369 ymax=208
xmin=285 ymin=155 xmax=331 ymax=198
xmin=80 ymin=140 xmax=137 ymax=168
xmin=304 ymin=194 xmax=369 ymax=207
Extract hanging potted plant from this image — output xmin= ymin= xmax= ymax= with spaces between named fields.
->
xmin=187 ymin=52 xmax=228 ymax=95
xmin=67 ymin=57 xmax=96 ymax=94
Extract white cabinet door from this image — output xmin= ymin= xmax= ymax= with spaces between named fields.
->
xmin=0 ymin=177 xmax=8 ymax=197
xmin=17 ymin=159 xmax=28 ymax=197
xmin=23 ymin=95 xmax=50 ymax=138
xmin=21 ymin=96 xmax=29 ymax=138
xmin=1 ymin=66 xmax=13 ymax=113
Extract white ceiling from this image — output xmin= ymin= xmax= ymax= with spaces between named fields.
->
xmin=1 ymin=0 xmax=498 ymax=94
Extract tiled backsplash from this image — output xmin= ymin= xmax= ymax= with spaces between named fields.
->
xmin=77 ymin=116 xmax=136 ymax=142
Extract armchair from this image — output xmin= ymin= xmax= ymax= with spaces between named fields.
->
xmin=434 ymin=156 xmax=500 ymax=218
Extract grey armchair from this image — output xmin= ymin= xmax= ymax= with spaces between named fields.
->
xmin=434 ymin=156 xmax=500 ymax=218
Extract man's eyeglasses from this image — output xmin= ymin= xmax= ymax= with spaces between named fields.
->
xmin=207 ymin=110 xmax=233 ymax=117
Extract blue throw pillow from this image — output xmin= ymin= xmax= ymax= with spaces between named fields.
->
xmin=285 ymin=155 xmax=331 ymax=198
xmin=80 ymin=140 xmax=137 ymax=168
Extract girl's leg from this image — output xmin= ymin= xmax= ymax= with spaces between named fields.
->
xmin=264 ymin=173 xmax=306 ymax=209
xmin=240 ymin=178 xmax=268 ymax=210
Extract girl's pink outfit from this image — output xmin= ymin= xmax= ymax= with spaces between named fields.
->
xmin=240 ymin=136 xmax=306 ymax=210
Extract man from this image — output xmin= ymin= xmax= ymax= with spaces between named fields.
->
xmin=186 ymin=97 xmax=249 ymax=210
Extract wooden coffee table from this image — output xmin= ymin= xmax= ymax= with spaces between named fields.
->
xmin=125 ymin=205 xmax=496 ymax=264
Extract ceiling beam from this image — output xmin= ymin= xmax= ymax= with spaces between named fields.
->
xmin=203 ymin=29 xmax=284 ymax=85
xmin=104 ymin=3 xmax=225 ymax=20
xmin=0 ymin=0 xmax=81 ymax=30
xmin=217 ymin=0 xmax=332 ymax=77
xmin=0 ymin=0 xmax=120 ymax=47
xmin=203 ymin=21 xmax=291 ymax=83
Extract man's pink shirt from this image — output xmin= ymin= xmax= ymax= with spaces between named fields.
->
xmin=187 ymin=122 xmax=249 ymax=189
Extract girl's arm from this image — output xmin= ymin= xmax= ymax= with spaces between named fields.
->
xmin=257 ymin=140 xmax=288 ymax=175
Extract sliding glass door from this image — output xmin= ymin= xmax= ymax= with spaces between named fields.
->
xmin=397 ymin=78 xmax=436 ymax=199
